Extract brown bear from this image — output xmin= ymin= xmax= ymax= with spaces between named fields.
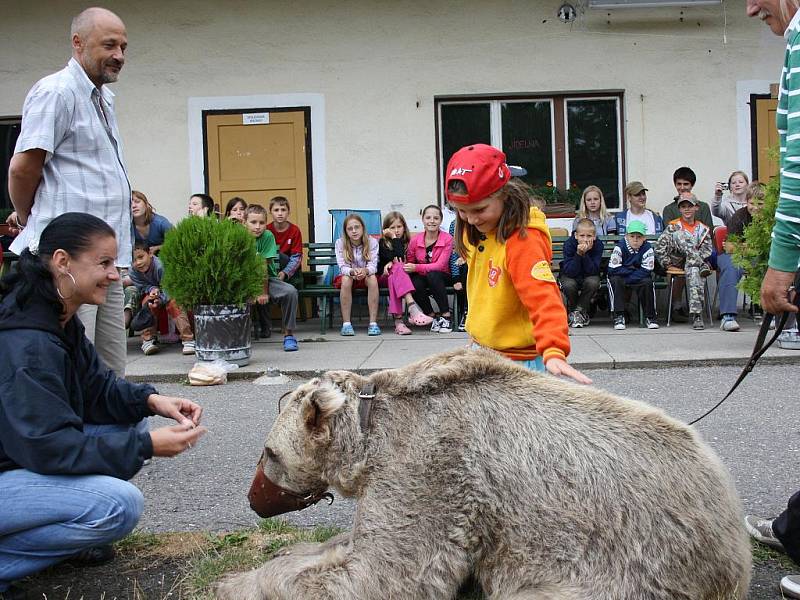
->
xmin=217 ymin=348 xmax=750 ymax=600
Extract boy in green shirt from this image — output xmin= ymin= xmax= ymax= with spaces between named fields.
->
xmin=245 ymin=205 xmax=299 ymax=351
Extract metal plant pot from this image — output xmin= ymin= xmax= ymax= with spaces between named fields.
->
xmin=193 ymin=304 xmax=252 ymax=366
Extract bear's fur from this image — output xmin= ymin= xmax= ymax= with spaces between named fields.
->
xmin=217 ymin=348 xmax=750 ymax=600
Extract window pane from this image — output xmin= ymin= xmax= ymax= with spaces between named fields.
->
xmin=566 ymin=99 xmax=620 ymax=209
xmin=1 ymin=122 xmax=21 ymax=212
xmin=500 ymin=102 xmax=553 ymax=187
xmin=440 ymin=103 xmax=491 ymax=174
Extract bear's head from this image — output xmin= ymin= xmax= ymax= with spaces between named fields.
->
xmin=248 ymin=372 xmax=363 ymax=517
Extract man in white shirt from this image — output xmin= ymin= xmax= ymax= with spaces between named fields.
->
xmin=7 ymin=7 xmax=131 ymax=376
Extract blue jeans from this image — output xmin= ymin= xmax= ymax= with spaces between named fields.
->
xmin=0 ymin=423 xmax=146 ymax=591
xmin=717 ymin=253 xmax=743 ymax=316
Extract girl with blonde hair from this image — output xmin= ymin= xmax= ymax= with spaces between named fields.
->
xmin=334 ymin=214 xmax=380 ymax=336
xmin=573 ymin=185 xmax=616 ymax=235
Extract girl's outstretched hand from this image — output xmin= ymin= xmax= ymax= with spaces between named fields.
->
xmin=545 ymin=357 xmax=592 ymax=385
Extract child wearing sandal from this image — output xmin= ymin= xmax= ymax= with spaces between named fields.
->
xmin=406 ymin=205 xmax=454 ymax=333
xmin=378 ymin=211 xmax=434 ymax=335
xmin=335 ymin=214 xmax=381 ymax=336
xmin=446 ymin=143 xmax=590 ymax=384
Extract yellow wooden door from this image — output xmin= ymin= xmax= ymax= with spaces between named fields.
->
xmin=755 ymin=97 xmax=779 ymax=182
xmin=205 ymin=110 xmax=311 ymax=244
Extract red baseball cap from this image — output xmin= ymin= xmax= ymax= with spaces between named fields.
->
xmin=445 ymin=144 xmax=511 ymax=204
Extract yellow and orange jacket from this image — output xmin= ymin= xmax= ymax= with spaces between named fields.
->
xmin=464 ymin=207 xmax=570 ymax=363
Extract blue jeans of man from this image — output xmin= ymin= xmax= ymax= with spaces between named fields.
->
xmin=717 ymin=253 xmax=743 ymax=315
xmin=0 ymin=424 xmax=145 ymax=592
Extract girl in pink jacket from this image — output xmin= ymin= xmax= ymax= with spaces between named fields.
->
xmin=405 ymin=205 xmax=454 ymax=333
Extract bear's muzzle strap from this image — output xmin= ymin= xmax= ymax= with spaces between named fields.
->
xmin=247 ymin=453 xmax=334 ymax=518
xmin=358 ymin=382 xmax=375 ymax=433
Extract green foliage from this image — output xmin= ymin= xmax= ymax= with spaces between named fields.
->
xmin=530 ymin=182 xmax=582 ymax=207
xmin=159 ymin=216 xmax=265 ymax=308
xmin=731 ymin=178 xmax=778 ymax=299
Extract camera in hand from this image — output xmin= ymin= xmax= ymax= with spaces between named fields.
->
xmin=719 ymin=182 xmax=729 ymax=191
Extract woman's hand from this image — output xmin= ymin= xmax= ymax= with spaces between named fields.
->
xmin=256 ymin=293 xmax=269 ymax=305
xmin=147 ymin=393 xmax=203 ymax=427
xmin=383 ymin=263 xmax=391 ymax=276
xmin=545 ymin=358 xmax=592 ymax=385
xmin=456 ymin=257 xmax=466 ymax=266
xmin=714 ymin=182 xmax=723 ymax=197
xmin=150 ymin=422 xmax=207 ymax=457
xmin=760 ymin=267 xmax=798 ymax=315
xmin=404 ymin=263 xmax=417 ymax=273
xmin=453 ymin=282 xmax=463 ymax=291
xmin=382 ymin=228 xmax=395 ymax=239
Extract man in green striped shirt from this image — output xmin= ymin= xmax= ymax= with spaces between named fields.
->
xmin=752 ymin=0 xmax=800 ymax=316
xmin=745 ymin=5 xmax=800 ymax=599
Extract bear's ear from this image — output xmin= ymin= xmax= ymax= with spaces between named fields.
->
xmin=301 ymin=381 xmax=347 ymax=435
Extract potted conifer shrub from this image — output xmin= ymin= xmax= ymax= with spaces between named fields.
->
xmin=160 ymin=216 xmax=264 ymax=366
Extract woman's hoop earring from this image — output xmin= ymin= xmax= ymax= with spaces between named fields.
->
xmin=56 ymin=272 xmax=78 ymax=301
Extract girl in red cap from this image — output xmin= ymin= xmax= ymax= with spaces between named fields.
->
xmin=446 ymin=144 xmax=590 ymax=384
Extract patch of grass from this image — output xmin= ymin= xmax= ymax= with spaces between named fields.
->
xmin=751 ymin=538 xmax=796 ymax=569
xmin=115 ymin=529 xmax=161 ymax=553
xmin=181 ymin=522 xmax=344 ymax=597
xmin=302 ymin=524 xmax=342 ymax=543
xmin=257 ymin=517 xmax=298 ymax=535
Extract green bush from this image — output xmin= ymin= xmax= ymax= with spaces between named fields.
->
xmin=159 ymin=216 xmax=265 ymax=308
xmin=731 ymin=177 xmax=778 ymax=300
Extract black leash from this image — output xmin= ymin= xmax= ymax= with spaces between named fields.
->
xmin=689 ymin=271 xmax=800 ymax=426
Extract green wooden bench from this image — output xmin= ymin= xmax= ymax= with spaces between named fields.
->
xmin=0 ymin=251 xmax=18 ymax=278
xmin=551 ymin=234 xmax=668 ymax=324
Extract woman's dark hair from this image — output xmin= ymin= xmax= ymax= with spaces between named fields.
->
xmin=420 ymin=204 xmax=443 ymax=219
xmin=224 ymin=196 xmax=247 ymax=218
xmin=191 ymin=193 xmax=216 ymax=216
xmin=0 ymin=213 xmax=116 ymax=313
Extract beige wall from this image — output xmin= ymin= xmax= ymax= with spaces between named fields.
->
xmin=0 ymin=0 xmax=786 ymax=239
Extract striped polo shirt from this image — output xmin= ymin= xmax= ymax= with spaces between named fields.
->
xmin=774 ymin=10 xmax=800 ymax=272
xmin=10 ymin=58 xmax=133 ymax=267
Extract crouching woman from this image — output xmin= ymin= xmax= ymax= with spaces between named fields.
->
xmin=0 ymin=213 xmax=206 ymax=597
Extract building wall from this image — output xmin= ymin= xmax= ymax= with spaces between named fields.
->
xmin=0 ymin=0 xmax=785 ymax=238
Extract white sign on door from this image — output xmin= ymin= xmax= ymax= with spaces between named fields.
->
xmin=243 ymin=113 xmax=270 ymax=125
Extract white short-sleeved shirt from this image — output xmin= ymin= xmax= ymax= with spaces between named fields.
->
xmin=625 ymin=209 xmax=656 ymax=234
xmin=10 ymin=58 xmax=133 ymax=266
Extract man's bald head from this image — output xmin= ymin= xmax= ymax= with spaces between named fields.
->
xmin=70 ymin=7 xmax=127 ymax=87
xmin=71 ymin=7 xmax=124 ymax=39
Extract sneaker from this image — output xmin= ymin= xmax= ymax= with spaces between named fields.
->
xmin=340 ymin=322 xmax=355 ymax=336
xmin=458 ymin=314 xmax=467 ymax=332
xmin=141 ymin=339 xmax=159 ymax=355
xmin=367 ymin=323 xmax=382 ymax=336
xmin=283 ymin=335 xmax=299 ymax=351
xmin=720 ymin=315 xmax=740 ymax=332
xmin=781 ymin=575 xmax=800 ymax=598
xmin=568 ymin=311 xmax=576 ymax=327
xmin=692 ymin=314 xmax=705 ymax=330
xmin=613 ymin=315 xmax=626 ymax=330
xmin=430 ymin=317 xmax=442 ymax=333
xmin=778 ymin=330 xmax=800 ymax=350
xmin=66 ymin=544 xmax=116 ymax=567
xmin=182 ymin=340 xmax=196 ymax=355
xmin=438 ymin=317 xmax=453 ymax=333
xmin=646 ymin=318 xmax=659 ymax=330
xmin=744 ymin=515 xmax=786 ymax=551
